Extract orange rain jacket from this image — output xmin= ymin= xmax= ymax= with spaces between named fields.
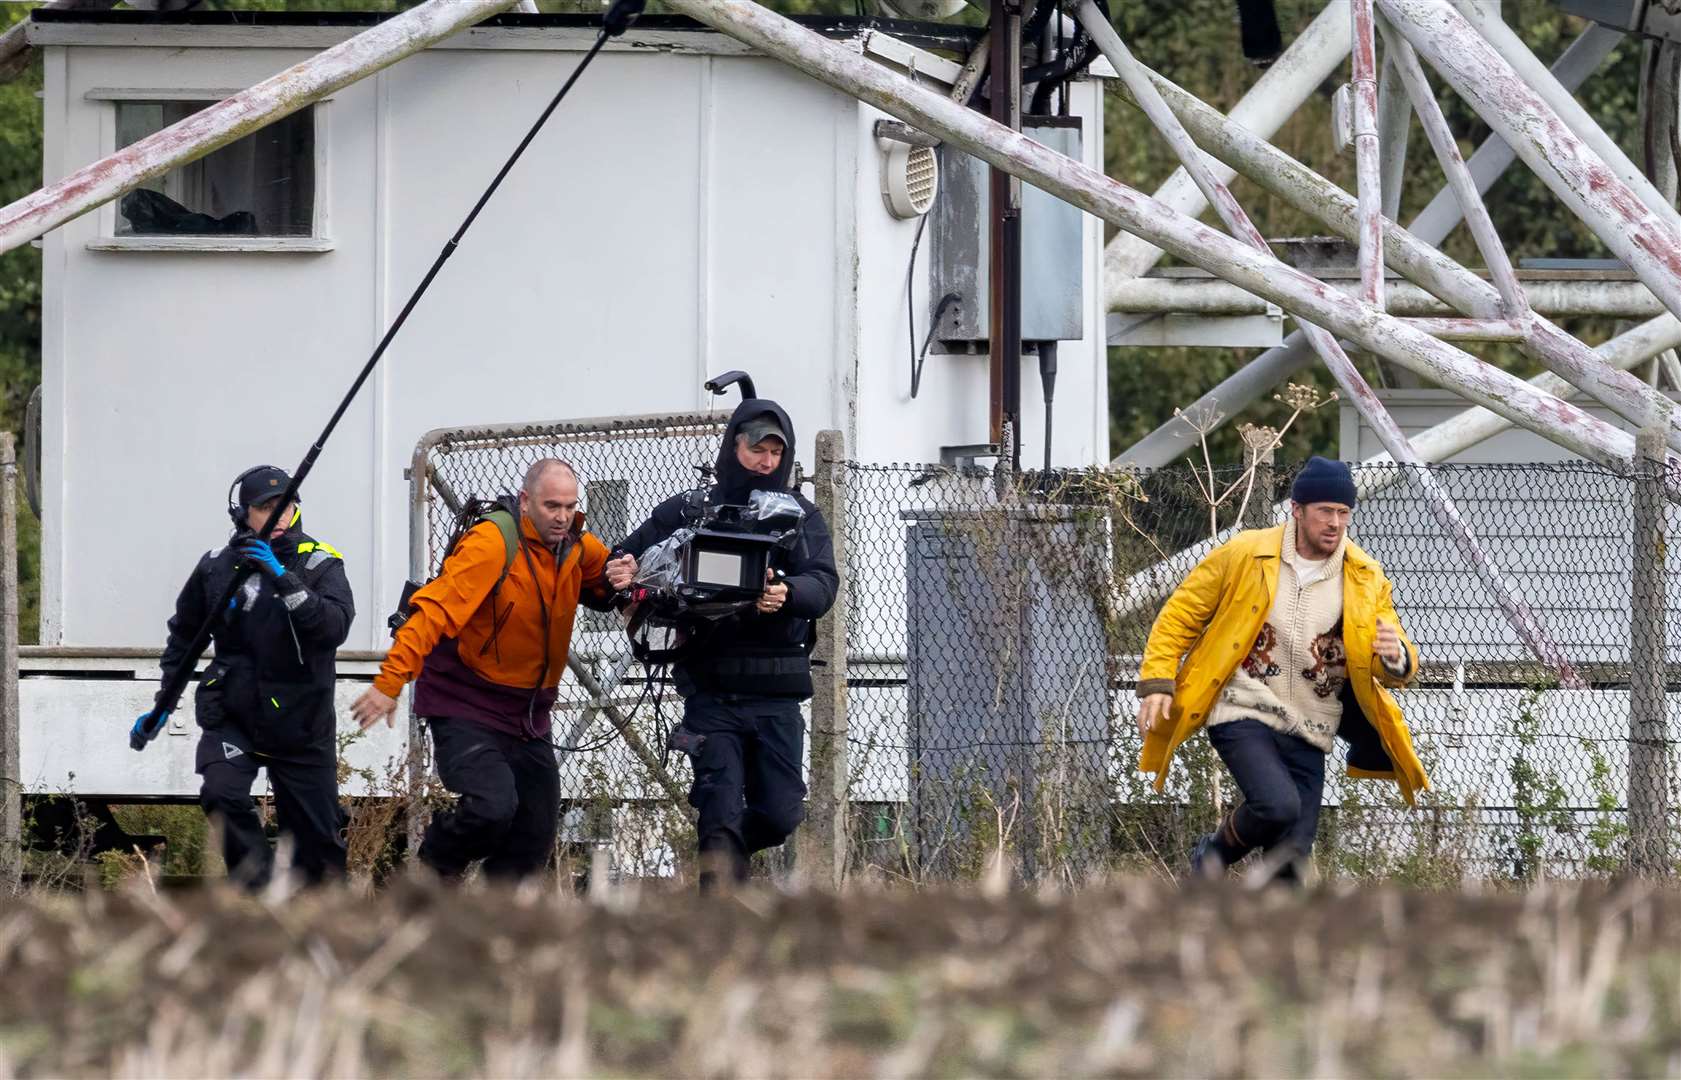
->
xmin=374 ymin=512 xmax=612 ymax=738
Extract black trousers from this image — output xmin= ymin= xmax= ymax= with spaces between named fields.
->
xmin=418 ymin=716 xmax=560 ymax=883
xmin=196 ymin=727 xmax=346 ymax=888
xmin=1205 ymin=718 xmax=1327 ymax=882
xmin=675 ymin=693 xmax=807 ymax=885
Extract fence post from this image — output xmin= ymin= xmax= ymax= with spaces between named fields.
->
xmin=1630 ymin=423 xmax=1670 ymax=875
xmin=804 ymin=429 xmax=849 ymax=887
xmin=1 ymin=433 xmax=20 ymax=893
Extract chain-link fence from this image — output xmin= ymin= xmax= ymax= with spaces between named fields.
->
xmin=842 ymin=457 xmax=1681 ymax=884
xmin=412 ymin=415 xmax=1681 ymax=885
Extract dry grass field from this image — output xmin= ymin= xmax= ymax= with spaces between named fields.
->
xmin=2 ymin=875 xmax=1679 ymax=1077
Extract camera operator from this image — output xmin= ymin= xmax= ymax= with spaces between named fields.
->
xmin=606 ymin=400 xmax=837 ymax=889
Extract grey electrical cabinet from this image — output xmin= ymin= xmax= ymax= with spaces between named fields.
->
xmin=904 ymin=507 xmax=1111 ymax=878
xmin=930 ymin=117 xmax=1085 ymax=344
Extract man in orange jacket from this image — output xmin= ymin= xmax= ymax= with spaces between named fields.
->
xmin=351 ymin=459 xmax=612 ymax=882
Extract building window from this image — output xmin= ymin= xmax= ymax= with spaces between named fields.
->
xmin=112 ymin=102 xmax=316 ymax=238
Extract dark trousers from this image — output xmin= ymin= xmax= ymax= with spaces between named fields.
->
xmin=1205 ymin=718 xmax=1327 ymax=882
xmin=196 ymin=729 xmax=346 ymax=888
xmin=675 ymin=693 xmax=807 ymax=886
xmin=418 ymin=716 xmax=560 ymax=883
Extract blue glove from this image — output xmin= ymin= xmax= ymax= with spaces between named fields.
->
xmin=129 ymin=709 xmax=169 ymax=752
xmin=239 ymin=539 xmax=286 ymax=579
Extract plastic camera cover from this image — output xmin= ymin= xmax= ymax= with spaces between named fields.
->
xmin=634 ymin=528 xmax=695 ymax=591
xmin=747 ymin=490 xmax=805 ymax=525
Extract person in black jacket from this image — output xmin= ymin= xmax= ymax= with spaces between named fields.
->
xmin=131 ymin=466 xmax=355 ymax=887
xmin=606 ymin=399 xmax=838 ymax=888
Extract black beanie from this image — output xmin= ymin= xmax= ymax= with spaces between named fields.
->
xmin=1291 ymin=456 xmax=1358 ymax=508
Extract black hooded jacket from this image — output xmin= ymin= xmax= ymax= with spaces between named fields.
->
xmin=155 ymin=517 xmax=355 ymax=759
xmin=614 ymin=399 xmax=838 ymax=699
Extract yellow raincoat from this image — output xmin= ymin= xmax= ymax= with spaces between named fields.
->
xmin=1137 ymin=525 xmax=1429 ymax=805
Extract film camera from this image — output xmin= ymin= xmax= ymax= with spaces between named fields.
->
xmin=624 ymin=488 xmax=807 ymax=661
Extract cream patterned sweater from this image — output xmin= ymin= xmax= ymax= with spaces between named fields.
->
xmin=1208 ymin=520 xmax=1350 ymax=752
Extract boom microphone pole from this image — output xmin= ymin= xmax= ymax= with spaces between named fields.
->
xmin=132 ymin=0 xmax=648 ymax=751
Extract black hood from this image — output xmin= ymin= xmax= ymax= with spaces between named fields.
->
xmin=713 ymin=398 xmax=797 ymax=503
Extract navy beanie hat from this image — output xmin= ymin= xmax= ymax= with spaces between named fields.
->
xmin=1291 ymin=456 xmax=1358 ymax=508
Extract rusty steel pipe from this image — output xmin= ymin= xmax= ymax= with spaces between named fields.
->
xmin=0 ymin=0 xmax=520 ymax=255
xmin=1351 ymin=0 xmax=1385 ymax=308
xmin=987 ymin=0 xmax=1024 ymax=463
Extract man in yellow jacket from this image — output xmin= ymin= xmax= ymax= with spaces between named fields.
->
xmin=1136 ymin=456 xmax=1427 ymax=882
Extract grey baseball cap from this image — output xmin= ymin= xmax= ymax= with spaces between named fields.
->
xmin=739 ymin=414 xmax=787 ymax=447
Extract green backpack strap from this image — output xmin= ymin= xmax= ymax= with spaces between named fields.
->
xmin=480 ymin=507 xmax=520 ymax=589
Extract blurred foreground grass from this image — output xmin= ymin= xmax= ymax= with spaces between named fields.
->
xmin=2 ymin=877 xmax=1678 ymax=1077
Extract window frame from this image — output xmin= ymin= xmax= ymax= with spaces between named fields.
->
xmin=86 ymin=88 xmax=333 ymax=253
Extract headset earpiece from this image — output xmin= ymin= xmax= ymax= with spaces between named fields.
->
xmin=226 ymin=464 xmax=283 ymax=528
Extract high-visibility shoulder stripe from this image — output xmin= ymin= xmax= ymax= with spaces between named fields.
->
xmin=295 ymin=541 xmax=344 ymax=559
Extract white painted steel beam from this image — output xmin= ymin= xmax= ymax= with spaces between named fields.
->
xmin=1376 ymin=55 xmax=1411 ymax=220
xmin=1112 ymin=313 xmax=1681 ymax=624
xmin=1381 ymin=26 xmax=1528 ymax=319
xmin=1406 ymin=22 xmax=1624 ymax=252
xmin=1122 ymin=61 xmax=1681 ymax=449
xmin=1398 ymin=315 xmax=1681 ymax=468
xmin=0 ymin=0 xmax=519 ymax=255
xmin=1108 ymin=277 xmax=1664 ymax=320
xmin=1351 ymin=0 xmax=1385 ymax=308
xmin=1398 ymin=318 xmax=1528 ymax=342
xmin=1446 ymin=0 xmax=1675 ymax=230
xmin=0 ymin=0 xmax=117 ymax=83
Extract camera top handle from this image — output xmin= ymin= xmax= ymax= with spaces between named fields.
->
xmin=704 ymin=370 xmax=756 ymax=401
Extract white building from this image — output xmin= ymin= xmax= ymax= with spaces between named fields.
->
xmin=20 ymin=10 xmax=1111 ymax=799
